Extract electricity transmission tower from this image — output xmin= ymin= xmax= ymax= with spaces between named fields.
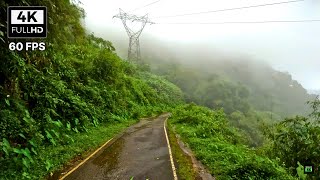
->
xmin=113 ymin=9 xmax=154 ymax=62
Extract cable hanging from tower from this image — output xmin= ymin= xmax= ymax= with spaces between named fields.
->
xmin=153 ymin=0 xmax=305 ymax=19
xmin=130 ymin=0 xmax=162 ymax=12
xmin=154 ymin=19 xmax=320 ymax=25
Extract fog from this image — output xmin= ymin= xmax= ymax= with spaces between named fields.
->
xmin=80 ymin=0 xmax=320 ymax=90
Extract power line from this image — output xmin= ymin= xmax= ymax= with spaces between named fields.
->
xmin=153 ymin=0 xmax=305 ymax=19
xmin=130 ymin=0 xmax=161 ymax=12
xmin=155 ymin=19 xmax=320 ymax=25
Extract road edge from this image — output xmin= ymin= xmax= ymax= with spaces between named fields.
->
xmin=59 ymin=138 xmax=114 ymax=180
xmin=164 ymin=115 xmax=178 ymax=180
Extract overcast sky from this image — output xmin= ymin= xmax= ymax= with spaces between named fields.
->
xmin=80 ymin=0 xmax=320 ymax=90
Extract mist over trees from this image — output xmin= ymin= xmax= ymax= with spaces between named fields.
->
xmin=133 ymin=40 xmax=315 ymax=117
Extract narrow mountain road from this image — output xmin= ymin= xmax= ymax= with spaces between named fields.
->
xmin=60 ymin=113 xmax=176 ymax=180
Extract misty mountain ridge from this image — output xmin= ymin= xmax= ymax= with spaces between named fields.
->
xmin=137 ymin=43 xmax=314 ymax=117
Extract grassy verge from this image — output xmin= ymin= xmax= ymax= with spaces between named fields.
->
xmin=170 ymin=104 xmax=296 ymax=180
xmin=167 ymin=121 xmax=197 ymax=180
xmin=2 ymin=120 xmax=136 ymax=180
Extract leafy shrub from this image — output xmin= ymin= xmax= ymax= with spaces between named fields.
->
xmin=264 ymin=115 xmax=320 ymax=178
xmin=170 ymin=104 xmax=295 ymax=179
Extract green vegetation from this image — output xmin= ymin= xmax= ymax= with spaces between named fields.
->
xmin=145 ymin=54 xmax=320 ymax=178
xmin=261 ymin=97 xmax=320 ymax=179
xmin=0 ymin=1 xmax=182 ymax=179
xmin=169 ymin=104 xmax=296 ymax=179
xmin=1 ymin=0 xmax=319 ymax=180
xmin=147 ymin=57 xmax=319 ymax=179
xmin=167 ymin=122 xmax=197 ymax=180
xmin=148 ymin=60 xmax=276 ymax=146
xmin=146 ymin=55 xmax=314 ymax=118
xmin=4 ymin=120 xmax=134 ymax=179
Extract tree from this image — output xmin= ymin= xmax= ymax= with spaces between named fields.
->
xmin=265 ymin=99 xmax=320 ymax=178
xmin=308 ymin=96 xmax=320 ymax=122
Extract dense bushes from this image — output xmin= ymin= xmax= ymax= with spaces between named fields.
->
xmin=262 ymin=97 xmax=320 ymax=178
xmin=169 ymin=104 xmax=296 ymax=179
xmin=0 ymin=39 xmax=183 ymax=178
xmin=0 ymin=1 xmax=183 ymax=179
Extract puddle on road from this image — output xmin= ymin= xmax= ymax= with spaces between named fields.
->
xmin=91 ymin=118 xmax=155 ymax=172
xmin=92 ymin=137 xmax=125 ymax=172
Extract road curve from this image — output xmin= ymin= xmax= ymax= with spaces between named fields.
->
xmin=60 ymin=113 xmax=175 ymax=180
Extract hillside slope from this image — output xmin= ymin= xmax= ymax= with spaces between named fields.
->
xmin=141 ymin=45 xmax=314 ymax=117
xmin=0 ymin=1 xmax=183 ymax=179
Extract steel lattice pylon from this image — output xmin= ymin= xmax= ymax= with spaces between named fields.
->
xmin=113 ymin=9 xmax=154 ymax=62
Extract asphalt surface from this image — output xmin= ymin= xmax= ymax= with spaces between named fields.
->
xmin=62 ymin=113 xmax=174 ymax=180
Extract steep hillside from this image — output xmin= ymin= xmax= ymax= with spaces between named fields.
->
xmin=0 ymin=1 xmax=183 ymax=179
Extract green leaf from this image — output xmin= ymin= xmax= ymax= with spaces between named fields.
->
xmin=29 ymin=139 xmax=37 ymax=147
xmin=50 ymin=138 xmax=56 ymax=146
xmin=45 ymin=114 xmax=52 ymax=122
xmin=52 ymin=120 xmax=63 ymax=127
xmin=45 ymin=130 xmax=52 ymax=139
xmin=296 ymin=161 xmax=307 ymax=180
xmin=2 ymin=139 xmax=11 ymax=156
xmin=2 ymin=146 xmax=9 ymax=156
xmin=23 ymin=116 xmax=33 ymax=124
xmin=64 ymin=134 xmax=75 ymax=143
xmin=31 ymin=147 xmax=37 ymax=155
xmin=51 ymin=129 xmax=60 ymax=138
xmin=21 ymin=148 xmax=33 ymax=162
xmin=2 ymin=138 xmax=10 ymax=148
xmin=19 ymin=133 xmax=26 ymax=139
xmin=74 ymin=118 xmax=79 ymax=125
xmin=22 ymin=172 xmax=31 ymax=179
xmin=82 ymin=126 xmax=88 ymax=132
xmin=22 ymin=158 xmax=30 ymax=168
xmin=13 ymin=148 xmax=22 ymax=154
xmin=45 ymin=160 xmax=53 ymax=171
xmin=73 ymin=127 xmax=79 ymax=133
xmin=45 ymin=130 xmax=56 ymax=145
xmin=5 ymin=99 xmax=10 ymax=106
xmin=67 ymin=122 xmax=71 ymax=131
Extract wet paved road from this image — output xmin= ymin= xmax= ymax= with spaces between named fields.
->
xmin=63 ymin=113 xmax=174 ymax=180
